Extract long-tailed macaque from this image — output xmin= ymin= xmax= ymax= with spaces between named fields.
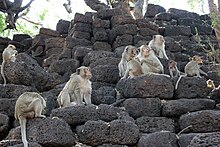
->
xmin=14 ymin=92 xmax=46 ymax=147
xmin=137 ymin=45 xmax=164 ymax=74
xmin=168 ymin=60 xmax=181 ymax=78
xmin=207 ymin=79 xmax=220 ymax=90
xmin=57 ymin=66 xmax=92 ymax=107
xmin=118 ymin=45 xmax=138 ymax=77
xmin=175 ymin=55 xmax=208 ymax=89
xmin=148 ymin=35 xmax=169 ymax=59
xmin=1 ymin=44 xmax=17 ymax=86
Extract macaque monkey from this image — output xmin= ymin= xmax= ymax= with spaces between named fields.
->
xmin=148 ymin=35 xmax=169 ymax=59
xmin=206 ymin=79 xmax=220 ymax=90
xmin=14 ymin=92 xmax=46 ymax=147
xmin=57 ymin=66 xmax=92 ymax=107
xmin=175 ymin=55 xmax=208 ymax=89
xmin=137 ymin=45 xmax=164 ymax=74
xmin=1 ymin=44 xmax=17 ymax=86
xmin=118 ymin=45 xmax=138 ymax=77
xmin=123 ymin=58 xmax=144 ymax=78
xmin=168 ymin=60 xmax=180 ymax=78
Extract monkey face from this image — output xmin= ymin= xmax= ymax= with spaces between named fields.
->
xmin=168 ymin=60 xmax=177 ymax=69
xmin=126 ymin=46 xmax=137 ymax=57
xmin=77 ymin=66 xmax=92 ymax=79
xmin=192 ymin=55 xmax=203 ymax=64
xmin=140 ymin=45 xmax=150 ymax=57
xmin=153 ymin=35 xmax=164 ymax=45
xmin=84 ymin=67 xmax=92 ymax=79
xmin=206 ymin=79 xmax=214 ymax=88
xmin=8 ymin=44 xmax=16 ymax=50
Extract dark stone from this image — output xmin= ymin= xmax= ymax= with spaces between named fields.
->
xmin=90 ymin=57 xmax=120 ymax=68
xmin=116 ymin=75 xmax=174 ymax=99
xmin=45 ymin=37 xmax=65 ymax=50
xmin=167 ymin=8 xmax=200 ymax=20
xmin=144 ymin=4 xmax=166 ymax=18
xmin=113 ymin=34 xmax=133 ymax=49
xmin=93 ymin=41 xmax=112 ymax=51
xmin=51 ymin=104 xmax=126 ymax=126
xmin=76 ymin=120 xmax=139 ymax=146
xmin=97 ymin=8 xmax=122 ymax=19
xmin=155 ymin=12 xmax=174 ymax=21
xmin=92 ymin=86 xmax=116 ymax=105
xmin=162 ymin=99 xmax=215 ymax=117
xmin=93 ymin=30 xmax=108 ymax=41
xmin=164 ymin=25 xmax=191 ymax=36
xmin=91 ymin=65 xmax=120 ymax=84
xmin=111 ymin=15 xmax=136 ymax=28
xmin=73 ymin=13 xmax=93 ymax=24
xmin=138 ymin=28 xmax=158 ymax=37
xmin=0 ymin=140 xmax=42 ymax=147
xmin=179 ymin=110 xmax=220 ymax=133
xmin=13 ymin=34 xmax=31 ymax=42
xmin=188 ymin=132 xmax=220 ymax=147
xmin=175 ymin=77 xmax=210 ymax=99
xmin=39 ymin=28 xmax=60 ymax=37
xmin=83 ymin=51 xmax=115 ymax=66
xmin=136 ymin=116 xmax=175 ymax=133
xmin=93 ymin=18 xmax=110 ymax=28
xmin=65 ymin=36 xmax=92 ymax=48
xmin=0 ymin=113 xmax=10 ymax=140
xmin=179 ymin=133 xmax=199 ymax=147
xmin=7 ymin=118 xmax=76 ymax=147
xmin=165 ymin=37 xmax=184 ymax=52
xmin=72 ymin=31 xmax=91 ymax=40
xmin=137 ymin=19 xmax=159 ymax=31
xmin=0 ymin=98 xmax=16 ymax=117
xmin=56 ymin=19 xmax=70 ymax=35
xmin=138 ymin=132 xmax=178 ymax=147
xmin=123 ymin=98 xmax=161 ymax=119
xmin=74 ymin=46 xmax=93 ymax=63
xmin=73 ymin=22 xmax=92 ymax=33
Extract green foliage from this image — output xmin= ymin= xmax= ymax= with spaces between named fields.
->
xmin=39 ymin=9 xmax=48 ymax=21
xmin=0 ymin=13 xmax=10 ymax=37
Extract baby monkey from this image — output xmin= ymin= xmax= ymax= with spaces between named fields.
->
xmin=14 ymin=92 xmax=46 ymax=147
xmin=168 ymin=60 xmax=180 ymax=78
xmin=175 ymin=55 xmax=207 ymax=89
xmin=207 ymin=79 xmax=220 ymax=90
xmin=1 ymin=44 xmax=17 ymax=86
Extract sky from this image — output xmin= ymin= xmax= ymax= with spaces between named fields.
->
xmin=21 ymin=0 xmax=211 ymax=31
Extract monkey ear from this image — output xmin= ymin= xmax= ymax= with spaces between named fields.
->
xmin=76 ymin=68 xmax=81 ymax=75
xmin=153 ymin=35 xmax=156 ymax=39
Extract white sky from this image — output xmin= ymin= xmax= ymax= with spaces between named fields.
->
xmin=22 ymin=0 xmax=211 ymax=30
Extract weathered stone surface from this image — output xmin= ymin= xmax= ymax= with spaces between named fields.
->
xmin=179 ymin=110 xmax=220 ymax=133
xmin=123 ymin=98 xmax=161 ymax=119
xmin=92 ymin=86 xmax=116 ymax=105
xmin=39 ymin=28 xmax=60 ymax=37
xmin=56 ymin=19 xmax=70 ymax=35
xmin=76 ymin=120 xmax=139 ymax=146
xmin=93 ymin=29 xmax=108 ymax=41
xmin=65 ymin=36 xmax=92 ymax=48
xmin=93 ymin=41 xmax=112 ymax=51
xmin=90 ymin=57 xmax=120 ymax=68
xmin=7 ymin=118 xmax=76 ymax=147
xmin=73 ymin=22 xmax=92 ymax=33
xmin=138 ymin=28 xmax=158 ymax=37
xmin=111 ymin=15 xmax=136 ymax=28
xmin=98 ymin=144 xmax=128 ymax=147
xmin=175 ymin=77 xmax=210 ymax=99
xmin=74 ymin=46 xmax=93 ymax=63
xmin=93 ymin=18 xmax=110 ymax=28
xmin=73 ymin=13 xmax=93 ymax=24
xmin=45 ymin=47 xmax=63 ymax=57
xmin=164 ymin=25 xmax=191 ymax=36
xmin=0 ymin=113 xmax=10 ymax=140
xmin=145 ymin=4 xmax=166 ymax=17
xmin=155 ymin=12 xmax=174 ymax=21
xmin=97 ymin=8 xmax=122 ymax=19
xmin=0 ymin=140 xmax=42 ymax=147
xmin=13 ymin=34 xmax=31 ymax=42
xmin=135 ymin=116 xmax=175 ymax=133
xmin=179 ymin=133 xmax=199 ymax=147
xmin=138 ymin=132 xmax=178 ymax=147
xmin=45 ymin=37 xmax=65 ymax=49
xmin=167 ymin=8 xmax=200 ymax=20
xmin=91 ymin=65 xmax=119 ymax=84
xmin=51 ymin=104 xmax=126 ymax=126
xmin=72 ymin=31 xmax=91 ymax=40
xmin=113 ymin=34 xmax=133 ymax=49
xmin=162 ymin=99 xmax=215 ymax=117
xmin=188 ymin=132 xmax=220 ymax=147
xmin=165 ymin=37 xmax=184 ymax=52
xmin=83 ymin=51 xmax=115 ymax=66
xmin=48 ymin=59 xmax=80 ymax=76
xmin=116 ymin=75 xmax=174 ymax=99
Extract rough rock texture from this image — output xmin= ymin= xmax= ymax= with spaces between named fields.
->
xmin=162 ymin=99 xmax=215 ymax=117
xmin=179 ymin=110 xmax=220 ymax=133
xmin=123 ymin=98 xmax=161 ymax=119
xmin=51 ymin=104 xmax=127 ymax=126
xmin=0 ymin=140 xmax=42 ymax=147
xmin=138 ymin=132 xmax=178 ymax=147
xmin=0 ymin=113 xmax=10 ymax=140
xmin=116 ymin=74 xmax=174 ymax=99
xmin=175 ymin=77 xmax=210 ymax=98
xmin=188 ymin=132 xmax=220 ymax=147
xmin=178 ymin=133 xmax=200 ymax=147
xmin=135 ymin=116 xmax=175 ymax=133
xmin=76 ymin=120 xmax=139 ymax=146
xmin=7 ymin=118 xmax=76 ymax=147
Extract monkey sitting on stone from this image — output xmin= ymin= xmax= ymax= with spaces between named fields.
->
xmin=175 ymin=55 xmax=208 ymax=89
xmin=57 ymin=66 xmax=92 ymax=107
xmin=14 ymin=92 xmax=46 ymax=147
xmin=1 ymin=44 xmax=17 ymax=86
xmin=168 ymin=60 xmax=181 ymax=78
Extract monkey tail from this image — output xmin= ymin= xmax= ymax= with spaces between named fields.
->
xmin=1 ymin=61 xmax=6 ymax=86
xmin=175 ymin=75 xmax=186 ymax=90
xmin=19 ymin=117 xmax=28 ymax=147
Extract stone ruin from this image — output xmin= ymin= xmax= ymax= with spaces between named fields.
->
xmin=0 ymin=3 xmax=220 ymax=147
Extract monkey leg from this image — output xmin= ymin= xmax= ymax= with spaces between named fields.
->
xmin=60 ymin=89 xmax=71 ymax=107
xmin=84 ymin=92 xmax=92 ymax=105
xmin=27 ymin=99 xmax=45 ymax=118
xmin=19 ymin=117 xmax=28 ymax=147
